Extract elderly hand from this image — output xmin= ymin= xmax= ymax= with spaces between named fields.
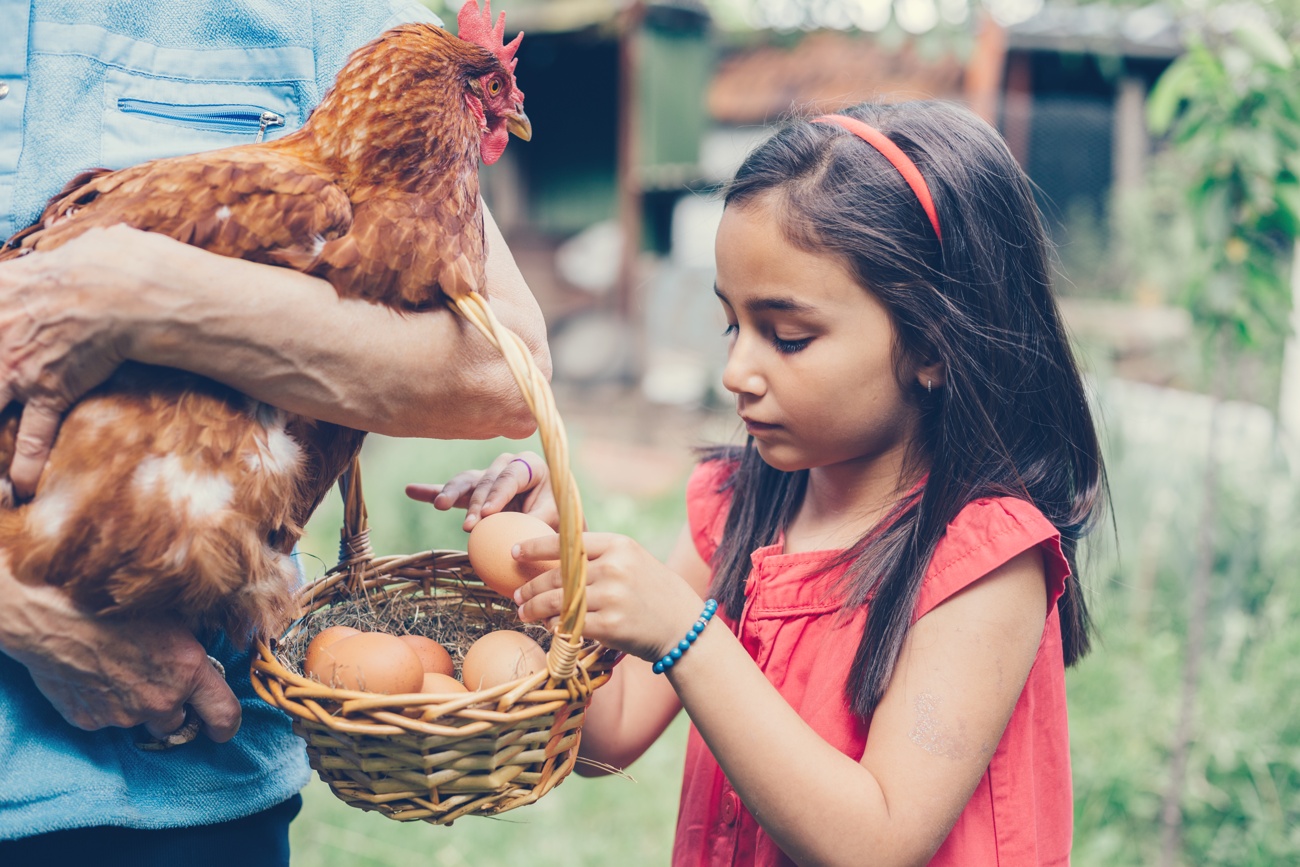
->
xmin=0 ymin=573 xmax=242 ymax=742
xmin=0 ymin=228 xmax=141 ymax=498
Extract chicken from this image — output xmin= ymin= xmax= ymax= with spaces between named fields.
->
xmin=0 ymin=0 xmax=530 ymax=643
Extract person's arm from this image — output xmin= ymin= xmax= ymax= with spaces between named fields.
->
xmin=406 ymin=454 xmax=703 ymax=771
xmin=572 ymin=524 xmax=710 ymax=775
xmin=515 ymin=537 xmax=1048 ymax=867
xmin=0 ymin=206 xmax=548 ymax=495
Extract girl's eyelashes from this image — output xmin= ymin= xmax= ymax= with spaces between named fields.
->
xmin=772 ymin=335 xmax=811 ymax=354
xmin=720 ymin=321 xmax=811 ymax=354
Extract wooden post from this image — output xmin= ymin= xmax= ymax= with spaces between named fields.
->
xmin=1002 ymin=50 xmax=1033 ymax=169
xmin=1113 ymin=76 xmax=1149 ymax=193
xmin=616 ymin=1 xmax=646 ymax=380
xmin=963 ymin=11 xmax=1007 ymax=126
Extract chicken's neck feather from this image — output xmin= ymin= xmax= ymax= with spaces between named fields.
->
xmin=273 ymin=24 xmax=494 ymax=199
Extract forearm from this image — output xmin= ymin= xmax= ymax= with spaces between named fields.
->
xmin=88 ymin=216 xmax=548 ymax=439
xmin=576 ymin=656 xmax=682 ymax=775
xmin=667 ymin=625 xmax=918 ymax=867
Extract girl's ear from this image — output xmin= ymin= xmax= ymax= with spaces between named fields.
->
xmin=916 ymin=360 xmax=946 ymax=393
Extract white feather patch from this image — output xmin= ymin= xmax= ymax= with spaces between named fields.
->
xmin=133 ymin=455 xmax=232 ymax=519
xmin=28 ymin=486 xmax=76 ymax=538
xmin=242 ymin=404 xmax=302 ymax=477
xmin=216 ymin=205 xmax=233 ymax=220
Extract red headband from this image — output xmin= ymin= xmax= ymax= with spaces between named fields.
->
xmin=812 ymin=114 xmax=942 ymax=243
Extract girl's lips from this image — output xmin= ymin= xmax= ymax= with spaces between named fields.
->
xmin=742 ymin=417 xmax=779 ymax=434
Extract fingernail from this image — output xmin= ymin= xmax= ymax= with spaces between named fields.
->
xmin=511 ymin=543 xmax=520 ymax=559
xmin=513 ymin=588 xmax=523 ymax=604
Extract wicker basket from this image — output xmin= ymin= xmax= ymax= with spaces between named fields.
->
xmin=250 ymin=291 xmax=616 ymax=824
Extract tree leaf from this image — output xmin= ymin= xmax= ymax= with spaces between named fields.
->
xmin=1233 ymin=20 xmax=1294 ymax=70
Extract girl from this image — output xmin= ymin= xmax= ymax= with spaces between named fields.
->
xmin=410 ymin=99 xmax=1105 ymax=865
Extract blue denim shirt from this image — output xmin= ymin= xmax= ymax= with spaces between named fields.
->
xmin=0 ymin=0 xmax=439 ymax=838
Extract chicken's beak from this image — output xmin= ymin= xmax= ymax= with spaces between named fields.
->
xmin=506 ymin=107 xmax=532 ymax=142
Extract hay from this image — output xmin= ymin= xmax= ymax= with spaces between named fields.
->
xmin=274 ymin=583 xmax=554 ymax=682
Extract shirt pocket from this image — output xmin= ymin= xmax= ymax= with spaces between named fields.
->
xmin=100 ymin=68 xmax=304 ymax=170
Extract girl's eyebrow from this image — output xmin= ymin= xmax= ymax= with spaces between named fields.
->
xmin=713 ymin=284 xmax=816 ymax=314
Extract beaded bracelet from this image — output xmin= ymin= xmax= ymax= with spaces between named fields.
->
xmin=652 ymin=598 xmax=719 ymax=674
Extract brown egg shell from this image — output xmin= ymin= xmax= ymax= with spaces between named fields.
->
xmin=466 ymin=511 xmax=561 ymax=598
xmin=302 ymin=625 xmax=362 ymax=678
xmin=399 ymin=635 xmax=455 ymax=677
xmin=303 ymin=631 xmax=425 ymax=695
xmin=461 ymin=629 xmax=548 ymax=692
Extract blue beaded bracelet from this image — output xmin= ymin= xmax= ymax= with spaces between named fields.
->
xmin=652 ymin=598 xmax=719 ymax=674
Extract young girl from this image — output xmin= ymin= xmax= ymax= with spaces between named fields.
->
xmin=409 ymin=99 xmax=1105 ymax=865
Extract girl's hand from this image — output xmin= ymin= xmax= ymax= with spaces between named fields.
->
xmin=405 ymin=450 xmax=556 ymax=532
xmin=514 ymin=532 xmax=706 ymax=663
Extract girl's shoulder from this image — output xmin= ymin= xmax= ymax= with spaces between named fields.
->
xmin=685 ymin=457 xmax=740 ymax=566
xmin=913 ymin=497 xmax=1070 ymax=623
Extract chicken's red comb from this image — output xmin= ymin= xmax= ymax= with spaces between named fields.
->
xmin=457 ymin=0 xmax=523 ymax=75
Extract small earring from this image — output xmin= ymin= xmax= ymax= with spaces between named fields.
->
xmin=927 ymin=378 xmax=932 ymax=394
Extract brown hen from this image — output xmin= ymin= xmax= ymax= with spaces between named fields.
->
xmin=0 ymin=1 xmax=529 ymax=643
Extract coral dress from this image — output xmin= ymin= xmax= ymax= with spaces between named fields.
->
xmin=672 ymin=460 xmax=1075 ymax=866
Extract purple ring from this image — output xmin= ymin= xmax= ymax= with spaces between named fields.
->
xmin=508 ymin=457 xmax=533 ymax=486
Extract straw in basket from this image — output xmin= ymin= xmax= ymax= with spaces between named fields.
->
xmin=250 ymin=291 xmax=617 ymax=824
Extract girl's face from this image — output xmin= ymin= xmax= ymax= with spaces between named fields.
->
xmin=714 ymin=196 xmax=927 ymax=476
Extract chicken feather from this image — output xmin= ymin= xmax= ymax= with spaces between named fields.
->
xmin=0 ymin=1 xmax=529 ymax=643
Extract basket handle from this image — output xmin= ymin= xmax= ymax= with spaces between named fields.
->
xmin=449 ymin=291 xmax=589 ymax=681
xmin=330 ymin=291 xmax=589 ymax=681
xmin=336 ymin=458 xmax=373 ymax=594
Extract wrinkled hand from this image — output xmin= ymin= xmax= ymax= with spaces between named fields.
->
xmin=513 ymin=532 xmax=704 ymax=663
xmin=406 ymin=449 xmax=558 ymax=532
xmin=0 ymin=578 xmax=241 ymax=742
xmin=0 ymin=229 xmax=137 ymax=497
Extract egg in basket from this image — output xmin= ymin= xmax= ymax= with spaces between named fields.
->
xmin=250 ymin=293 xmax=618 ymax=824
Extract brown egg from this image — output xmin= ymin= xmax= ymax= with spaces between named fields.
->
xmin=399 ymin=635 xmax=455 ymax=677
xmin=420 ymin=672 xmax=468 ymax=694
xmin=461 ymin=630 xmax=548 ymax=692
xmin=302 ymin=625 xmax=361 ymax=678
xmin=467 ymin=511 xmax=560 ymax=598
xmin=303 ymin=632 xmax=424 ymax=694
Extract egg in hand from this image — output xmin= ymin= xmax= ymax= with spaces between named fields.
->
xmin=467 ymin=511 xmax=560 ymax=598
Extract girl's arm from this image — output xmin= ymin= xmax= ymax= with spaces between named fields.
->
xmin=516 ymin=537 xmax=1048 ymax=867
xmin=574 ymin=524 xmax=712 ymax=775
xmin=408 ymin=454 xmax=712 ymax=774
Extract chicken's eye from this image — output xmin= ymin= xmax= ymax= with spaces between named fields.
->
xmin=488 ymin=79 xmax=502 ymax=95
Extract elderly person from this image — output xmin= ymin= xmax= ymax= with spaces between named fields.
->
xmin=0 ymin=1 xmax=548 ymax=863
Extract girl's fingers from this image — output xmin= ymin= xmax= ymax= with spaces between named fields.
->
xmin=513 ymin=563 xmax=564 ymax=608
xmin=404 ymin=483 xmax=443 ymax=504
xmin=465 ymin=451 xmax=548 ymax=527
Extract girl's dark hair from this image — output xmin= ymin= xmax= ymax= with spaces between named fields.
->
xmin=706 ymin=100 xmax=1107 ymax=718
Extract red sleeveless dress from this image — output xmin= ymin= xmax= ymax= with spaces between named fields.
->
xmin=671 ymin=460 xmax=1075 ymax=866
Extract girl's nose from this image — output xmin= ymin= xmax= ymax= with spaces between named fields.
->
xmin=721 ymin=338 xmax=765 ymax=398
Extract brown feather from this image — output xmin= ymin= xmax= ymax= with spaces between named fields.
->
xmin=0 ymin=18 xmax=523 ymax=642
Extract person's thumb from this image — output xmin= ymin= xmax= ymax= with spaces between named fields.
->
xmin=189 ymin=658 xmax=243 ymax=743
xmin=9 ymin=400 xmax=65 ymax=499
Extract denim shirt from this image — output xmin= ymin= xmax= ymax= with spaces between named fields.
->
xmin=0 ymin=0 xmax=439 ymax=838
xmin=2 ymin=0 xmax=439 ymax=239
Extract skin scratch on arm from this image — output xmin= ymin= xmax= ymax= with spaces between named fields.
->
xmin=909 ymin=692 xmax=983 ymax=761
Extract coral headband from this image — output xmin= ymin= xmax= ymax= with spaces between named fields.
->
xmin=813 ymin=114 xmax=942 ymax=242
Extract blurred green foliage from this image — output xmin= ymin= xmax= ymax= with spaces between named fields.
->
xmin=1071 ymin=378 xmax=1300 ymax=865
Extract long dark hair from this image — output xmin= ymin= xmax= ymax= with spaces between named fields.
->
xmin=706 ymin=100 xmax=1107 ymax=718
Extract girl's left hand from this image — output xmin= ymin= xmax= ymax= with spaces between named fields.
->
xmin=513 ymin=532 xmax=707 ymax=663
xmin=406 ymin=450 xmax=554 ymax=532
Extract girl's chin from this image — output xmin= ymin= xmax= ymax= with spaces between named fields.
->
xmin=752 ymin=443 xmax=810 ymax=474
